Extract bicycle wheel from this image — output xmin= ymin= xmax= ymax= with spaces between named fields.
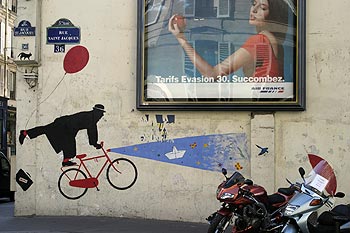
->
xmin=58 ymin=168 xmax=88 ymax=200
xmin=107 ymin=158 xmax=138 ymax=190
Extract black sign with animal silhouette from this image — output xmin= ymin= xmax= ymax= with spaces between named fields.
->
xmin=17 ymin=52 xmax=32 ymax=60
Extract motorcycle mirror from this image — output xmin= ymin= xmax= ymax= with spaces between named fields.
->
xmin=298 ymin=167 xmax=305 ymax=177
xmin=334 ymin=192 xmax=345 ymax=198
xmin=244 ymin=179 xmax=253 ymax=185
xmin=221 ymin=168 xmax=227 ymax=176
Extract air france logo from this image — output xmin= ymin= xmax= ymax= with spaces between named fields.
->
xmin=252 ymin=86 xmax=285 ymax=93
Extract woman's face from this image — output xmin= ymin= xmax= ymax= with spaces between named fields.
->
xmin=249 ymin=0 xmax=270 ymax=27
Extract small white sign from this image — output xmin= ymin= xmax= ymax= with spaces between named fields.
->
xmin=309 ymin=174 xmax=329 ymax=192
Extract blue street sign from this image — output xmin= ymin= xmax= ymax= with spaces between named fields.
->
xmin=46 ymin=18 xmax=80 ymax=44
xmin=14 ymin=20 xmax=36 ymax=36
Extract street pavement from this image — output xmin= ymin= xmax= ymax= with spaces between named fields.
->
xmin=0 ymin=198 xmax=208 ymax=233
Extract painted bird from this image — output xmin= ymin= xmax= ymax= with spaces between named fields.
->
xmin=256 ymin=144 xmax=268 ymax=156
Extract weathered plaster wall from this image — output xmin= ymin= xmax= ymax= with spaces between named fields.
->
xmin=274 ymin=0 xmax=350 ymax=194
xmin=14 ymin=0 xmax=350 ymax=223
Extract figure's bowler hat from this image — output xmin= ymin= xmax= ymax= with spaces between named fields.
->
xmin=93 ymin=104 xmax=105 ymax=112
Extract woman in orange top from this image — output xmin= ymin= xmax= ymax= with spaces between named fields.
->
xmin=168 ymin=0 xmax=296 ymax=80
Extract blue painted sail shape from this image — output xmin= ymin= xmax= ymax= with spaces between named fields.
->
xmin=110 ymin=133 xmax=248 ymax=172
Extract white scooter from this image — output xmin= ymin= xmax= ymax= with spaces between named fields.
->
xmin=281 ymin=154 xmax=347 ymax=233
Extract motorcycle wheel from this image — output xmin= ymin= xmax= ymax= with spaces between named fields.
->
xmin=207 ymin=213 xmax=230 ymax=233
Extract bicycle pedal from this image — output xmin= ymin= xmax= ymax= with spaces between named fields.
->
xmin=91 ymin=180 xmax=100 ymax=191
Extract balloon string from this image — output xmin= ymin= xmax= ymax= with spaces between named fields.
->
xmin=25 ymin=73 xmax=67 ymax=128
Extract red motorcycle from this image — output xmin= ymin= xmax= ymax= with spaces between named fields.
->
xmin=207 ymin=168 xmax=296 ymax=233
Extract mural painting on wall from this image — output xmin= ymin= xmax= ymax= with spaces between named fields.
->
xmin=24 ymin=45 xmax=90 ymax=132
xmin=112 ymin=114 xmax=250 ymax=173
xmin=57 ymin=140 xmax=138 ymax=200
xmin=20 ymin=45 xmax=91 ymax=164
xmin=18 ymin=104 xmax=138 ymax=200
xmin=16 ymin=42 xmax=249 ymax=198
xmin=256 ymin=144 xmax=269 ymax=156
xmin=140 ymin=114 xmax=175 ymax=142
xmin=17 ymin=44 xmax=138 ymax=199
xmin=19 ymin=104 xmax=106 ymax=167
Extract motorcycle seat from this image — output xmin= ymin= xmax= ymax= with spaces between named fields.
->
xmin=268 ymin=193 xmax=286 ymax=205
xmin=332 ymin=204 xmax=350 ymax=218
xmin=268 ymin=188 xmax=295 ymax=206
xmin=318 ymin=204 xmax=350 ymax=225
xmin=277 ymin=187 xmax=295 ymax=196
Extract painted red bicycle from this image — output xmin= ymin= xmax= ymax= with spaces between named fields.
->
xmin=58 ymin=141 xmax=138 ymax=200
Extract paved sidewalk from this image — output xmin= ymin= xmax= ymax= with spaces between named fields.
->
xmin=0 ymin=199 xmax=208 ymax=233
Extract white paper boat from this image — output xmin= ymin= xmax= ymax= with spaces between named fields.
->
xmin=165 ymin=146 xmax=186 ymax=160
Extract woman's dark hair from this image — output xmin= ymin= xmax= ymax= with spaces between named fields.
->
xmin=264 ymin=0 xmax=296 ymax=76
xmin=267 ymin=0 xmax=290 ymax=26
xmin=266 ymin=0 xmax=296 ymax=42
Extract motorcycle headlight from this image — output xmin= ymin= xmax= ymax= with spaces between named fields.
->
xmin=220 ymin=192 xmax=234 ymax=199
xmin=284 ymin=204 xmax=300 ymax=216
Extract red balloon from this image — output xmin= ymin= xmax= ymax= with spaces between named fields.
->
xmin=63 ymin=45 xmax=89 ymax=74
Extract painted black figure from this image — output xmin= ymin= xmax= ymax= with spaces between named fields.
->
xmin=19 ymin=104 xmax=105 ymax=167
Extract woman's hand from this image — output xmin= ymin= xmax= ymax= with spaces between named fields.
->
xmin=168 ymin=15 xmax=186 ymax=40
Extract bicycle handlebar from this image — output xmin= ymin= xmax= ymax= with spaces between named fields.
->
xmin=99 ymin=141 xmax=111 ymax=153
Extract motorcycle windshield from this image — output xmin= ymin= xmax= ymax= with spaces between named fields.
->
xmin=305 ymin=154 xmax=337 ymax=196
xmin=224 ymin=172 xmax=245 ymax=188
